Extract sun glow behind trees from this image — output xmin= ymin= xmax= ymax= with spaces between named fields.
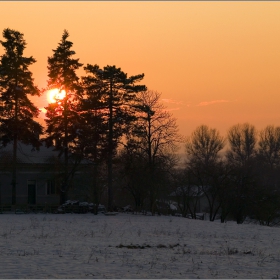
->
xmin=1 ymin=25 xmax=280 ymax=223
xmin=47 ymin=88 xmax=66 ymax=104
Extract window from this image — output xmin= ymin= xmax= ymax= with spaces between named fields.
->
xmin=46 ymin=180 xmax=56 ymax=195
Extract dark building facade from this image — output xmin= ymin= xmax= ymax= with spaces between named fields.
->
xmin=0 ymin=142 xmax=93 ymax=206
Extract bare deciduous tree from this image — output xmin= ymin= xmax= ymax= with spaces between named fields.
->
xmin=226 ymin=123 xmax=258 ymax=224
xmin=186 ymin=125 xmax=225 ymax=166
xmin=253 ymin=125 xmax=280 ymax=225
xmin=258 ymin=125 xmax=280 ymax=169
xmin=124 ymin=90 xmax=180 ymax=214
xmin=185 ymin=125 xmax=226 ymax=221
xmin=227 ymin=123 xmax=257 ymax=167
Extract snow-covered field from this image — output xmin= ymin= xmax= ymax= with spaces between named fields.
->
xmin=0 ymin=213 xmax=280 ymax=279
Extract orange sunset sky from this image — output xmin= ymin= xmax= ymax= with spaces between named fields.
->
xmin=1 ymin=1 xmax=280 ymax=138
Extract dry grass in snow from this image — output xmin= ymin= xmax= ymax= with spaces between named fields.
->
xmin=0 ymin=213 xmax=280 ymax=278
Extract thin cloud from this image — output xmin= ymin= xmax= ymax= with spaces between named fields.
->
xmin=162 ymin=98 xmax=183 ymax=105
xmin=197 ymin=99 xmax=229 ymax=106
xmin=165 ymin=107 xmax=181 ymax=112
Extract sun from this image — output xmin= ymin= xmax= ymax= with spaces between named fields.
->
xmin=47 ymin=89 xmax=66 ymax=103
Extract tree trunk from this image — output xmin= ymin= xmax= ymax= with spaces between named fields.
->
xmin=61 ymin=96 xmax=69 ymax=205
xmin=12 ymin=135 xmax=17 ymax=205
xmin=108 ymin=78 xmax=113 ymax=211
xmin=12 ymin=88 xmax=18 ymax=205
xmin=93 ymin=163 xmax=99 ymax=215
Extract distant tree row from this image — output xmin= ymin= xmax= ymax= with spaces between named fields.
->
xmin=174 ymin=123 xmax=280 ymax=225
xmin=113 ymin=122 xmax=280 ymax=225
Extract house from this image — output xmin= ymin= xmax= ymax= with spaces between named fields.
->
xmin=0 ymin=142 xmax=93 ymax=207
xmin=169 ymin=185 xmax=209 ymax=215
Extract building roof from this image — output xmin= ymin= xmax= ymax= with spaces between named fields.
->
xmin=0 ymin=142 xmax=63 ymax=164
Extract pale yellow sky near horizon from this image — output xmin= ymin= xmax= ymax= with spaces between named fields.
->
xmin=1 ymin=1 xmax=280 ymax=138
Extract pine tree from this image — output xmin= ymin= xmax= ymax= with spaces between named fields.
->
xmin=81 ymin=64 xmax=146 ymax=211
xmin=0 ymin=28 xmax=43 ymax=205
xmin=44 ymin=30 xmax=83 ymax=204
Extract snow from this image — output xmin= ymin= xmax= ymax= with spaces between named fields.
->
xmin=0 ymin=213 xmax=280 ymax=278
xmin=169 ymin=203 xmax=177 ymax=211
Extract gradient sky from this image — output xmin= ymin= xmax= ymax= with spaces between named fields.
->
xmin=1 ymin=1 xmax=280 ymax=138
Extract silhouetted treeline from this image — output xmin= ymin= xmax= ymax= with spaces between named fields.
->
xmin=172 ymin=124 xmax=280 ymax=226
xmin=1 ymin=29 xmax=279 ymax=226
xmin=0 ymin=29 xmax=179 ymax=212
